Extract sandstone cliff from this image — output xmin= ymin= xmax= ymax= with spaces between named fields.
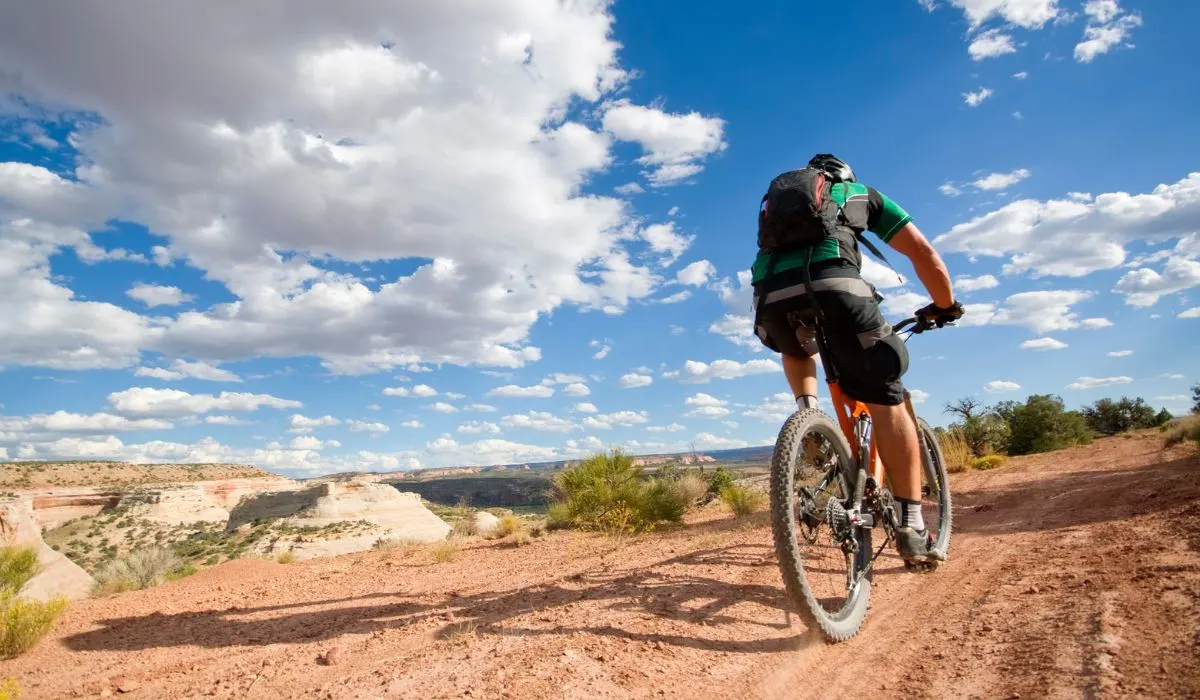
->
xmin=0 ymin=498 xmax=95 ymax=601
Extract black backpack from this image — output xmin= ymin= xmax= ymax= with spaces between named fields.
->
xmin=757 ymin=167 xmax=843 ymax=252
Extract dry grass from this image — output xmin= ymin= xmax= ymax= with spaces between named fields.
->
xmin=493 ymin=514 xmax=524 ymax=539
xmin=93 ymin=546 xmax=186 ymax=594
xmin=275 ymin=551 xmax=296 ymax=564
xmin=429 ymin=540 xmax=460 ymax=564
xmin=719 ymin=485 xmax=766 ymax=517
xmin=938 ymin=431 xmax=973 ymax=474
xmin=676 ymin=474 xmax=710 ymax=506
xmin=0 ymin=548 xmax=39 ymax=594
xmin=1163 ymin=415 xmax=1200 ymax=450
xmin=970 ymin=454 xmax=1007 ymax=470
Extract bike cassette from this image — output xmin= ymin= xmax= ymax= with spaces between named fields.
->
xmin=825 ymin=497 xmax=852 ymax=541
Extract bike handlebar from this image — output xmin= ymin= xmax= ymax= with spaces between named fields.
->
xmin=893 ymin=315 xmax=936 ymax=334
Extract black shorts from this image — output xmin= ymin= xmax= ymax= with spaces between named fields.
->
xmin=753 ymin=261 xmax=909 ymax=406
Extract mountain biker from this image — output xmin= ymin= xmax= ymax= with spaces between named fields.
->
xmin=751 ymin=153 xmax=963 ymax=565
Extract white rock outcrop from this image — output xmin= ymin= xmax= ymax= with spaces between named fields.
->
xmin=0 ymin=499 xmax=95 ymax=601
xmin=473 ymin=511 xmax=501 ymax=535
xmin=120 ymin=485 xmax=231 ymax=526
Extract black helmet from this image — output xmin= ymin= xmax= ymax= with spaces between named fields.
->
xmin=808 ymin=153 xmax=855 ymax=183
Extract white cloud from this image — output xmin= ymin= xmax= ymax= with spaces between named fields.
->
xmin=204 ymin=415 xmax=253 ymax=426
xmin=1107 ymin=350 xmax=1133 ymax=357
xmin=974 ymin=169 xmax=1030 ymax=191
xmin=984 ymin=380 xmax=1021 ymax=393
xmin=1012 ymin=111 xmax=1024 ymax=120
xmin=1114 ymin=258 xmax=1200 ymax=307
xmin=347 ymin=420 xmax=389 ymax=433
xmin=1179 ymin=307 xmax=1200 ymax=319
xmin=614 ymin=182 xmax=644 ymax=195
xmin=968 ymin=29 xmax=1017 ymax=60
xmin=601 ymin=99 xmax=727 ymax=186
xmin=964 ymin=87 xmax=993 ymax=107
xmin=443 ymin=392 xmax=466 ymax=400
xmin=126 ymin=283 xmax=194 ymax=308
xmin=288 ymin=435 xmax=331 ymax=451
xmin=742 ymin=392 xmax=798 ymax=423
xmin=383 ymin=384 xmax=437 ymax=398
xmin=1012 ymin=71 xmax=1029 ymax=79
xmin=1156 ymin=394 xmax=1190 ymax=402
xmin=664 ymin=358 xmax=781 ymax=384
xmin=860 ymin=255 xmax=907 ymax=290
xmin=562 ymin=383 xmax=591 ymax=397
xmin=109 ymin=387 xmax=301 ymax=417
xmin=1080 ymin=318 xmax=1113 ymax=329
xmin=990 ymin=290 xmax=1093 ymax=333
xmin=582 ymin=410 xmax=649 ymax=430
xmin=1161 ymin=373 xmax=1185 ymax=380
xmin=1020 ymin=337 xmax=1068 ymax=350
xmin=502 ymin=411 xmax=578 ymax=433
xmin=464 ymin=403 xmax=497 ymax=413
xmin=429 ymin=402 xmax=459 ymax=414
xmin=590 ymin=339 xmax=612 ymax=360
xmin=667 ymin=206 xmax=680 ymax=217
xmin=655 ymin=290 xmax=691 ymax=304
xmin=618 ymin=372 xmax=653 ymax=388
xmin=685 ymin=393 xmax=730 ymax=418
xmin=0 ymin=2 xmax=720 ymax=376
xmin=708 ymin=314 xmax=760 ymax=351
xmin=639 ymin=222 xmax=694 ymax=267
xmin=457 ymin=421 xmax=501 ymax=435
xmin=540 ymin=373 xmax=586 ymax=386
xmin=486 ymin=384 xmax=555 ymax=398
xmin=909 ymin=389 xmax=930 ymax=404
xmin=676 ymin=260 xmax=716 ymax=286
xmin=288 ymin=414 xmax=340 ymax=433
xmin=0 ymin=412 xmax=171 ymax=444
xmin=955 ymin=274 xmax=1000 ymax=293
xmin=136 ymin=359 xmax=241 ymax=382
xmin=940 ymin=182 xmax=963 ymax=197
xmin=1067 ymin=376 xmax=1133 ymax=390
xmin=1075 ymin=2 xmax=1142 ymax=62
xmin=564 ymin=436 xmax=607 ymax=454
xmin=400 ymin=419 xmax=424 ymax=428
xmin=572 ymin=402 xmax=598 ymax=414
xmin=646 ymin=423 xmax=686 ymax=433
xmin=939 ymin=0 xmax=1064 ymax=29
xmin=693 ymin=433 xmax=754 ymax=450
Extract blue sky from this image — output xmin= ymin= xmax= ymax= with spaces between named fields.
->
xmin=0 ymin=0 xmax=1196 ymax=475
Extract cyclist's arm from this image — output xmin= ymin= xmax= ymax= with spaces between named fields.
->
xmin=887 ymin=222 xmax=955 ymax=309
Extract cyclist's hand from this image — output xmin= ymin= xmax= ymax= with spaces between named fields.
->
xmin=916 ymin=300 xmax=965 ymax=328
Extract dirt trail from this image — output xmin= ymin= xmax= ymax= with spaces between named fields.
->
xmin=3 ymin=432 xmax=1199 ymax=699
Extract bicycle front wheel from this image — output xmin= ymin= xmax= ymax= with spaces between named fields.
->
xmin=770 ymin=408 xmax=870 ymax=642
xmin=916 ymin=417 xmax=952 ymax=555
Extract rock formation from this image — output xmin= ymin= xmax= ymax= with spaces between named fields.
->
xmin=0 ymin=499 xmax=95 ymax=601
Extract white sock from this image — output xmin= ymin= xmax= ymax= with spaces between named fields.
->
xmin=898 ymin=498 xmax=925 ymax=531
xmin=795 ymin=394 xmax=818 ymax=410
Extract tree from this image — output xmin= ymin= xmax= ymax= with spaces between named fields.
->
xmin=1192 ymin=382 xmax=1200 ymax=415
xmin=944 ymin=397 xmax=1008 ymax=457
xmin=1004 ymin=394 xmax=1093 ymax=455
xmin=1081 ymin=396 xmax=1171 ymax=436
xmin=944 ymin=397 xmax=984 ymax=423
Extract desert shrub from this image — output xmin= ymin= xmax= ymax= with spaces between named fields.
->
xmin=545 ymin=502 xmax=573 ymax=531
xmin=1081 ymin=397 xmax=1172 ymax=435
xmin=93 ymin=546 xmax=187 ymax=593
xmin=0 ymin=677 xmax=19 ymax=700
xmin=505 ymin=531 xmax=533 ymax=548
xmin=275 ymin=551 xmax=296 ymax=564
xmin=999 ymin=394 xmax=1093 ymax=456
xmin=494 ymin=514 xmax=524 ymax=539
xmin=969 ymin=455 xmax=1006 ymax=470
xmin=936 ymin=429 xmax=973 ymax=474
xmin=550 ymin=450 xmax=689 ymax=534
xmin=429 ymin=540 xmax=460 ymax=564
xmin=943 ymin=398 xmax=1010 ymax=457
xmin=719 ymin=485 xmax=765 ymax=517
xmin=0 ymin=589 xmax=68 ymax=660
xmin=1163 ymin=415 xmax=1200 ymax=450
xmin=676 ymin=474 xmax=710 ymax=506
xmin=0 ymin=547 xmax=39 ymax=594
xmin=704 ymin=466 xmax=735 ymax=498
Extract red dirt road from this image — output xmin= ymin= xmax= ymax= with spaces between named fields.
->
xmin=4 ymin=432 xmax=1199 ymax=699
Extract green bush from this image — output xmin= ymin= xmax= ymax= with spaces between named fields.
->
xmin=93 ymin=546 xmax=189 ymax=594
xmin=1081 ymin=396 xmax=1172 ymax=435
xmin=997 ymin=394 xmax=1093 ymax=456
xmin=549 ymin=449 xmax=689 ymax=534
xmin=719 ymin=485 xmax=765 ymax=517
xmin=969 ymin=455 xmax=1006 ymax=470
xmin=705 ymin=466 xmax=735 ymax=498
xmin=493 ymin=514 xmax=524 ymax=539
xmin=0 ymin=548 xmax=39 ymax=594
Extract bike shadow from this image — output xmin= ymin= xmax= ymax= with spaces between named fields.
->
xmin=62 ymin=542 xmax=811 ymax=656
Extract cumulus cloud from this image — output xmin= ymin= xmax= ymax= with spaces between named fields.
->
xmin=974 ymin=169 xmax=1030 ymax=191
xmin=664 ymin=358 xmax=780 ymax=384
xmin=486 ymin=384 xmax=555 ymax=398
xmin=964 ymin=87 xmax=993 ymax=107
xmin=1179 ymin=307 xmax=1200 ymax=319
xmin=685 ymin=392 xmax=730 ymax=418
xmin=562 ymin=383 xmax=591 ymax=397
xmin=940 ymin=182 xmax=963 ymax=197
xmin=457 ymin=421 xmax=501 ymax=435
xmin=984 ymin=380 xmax=1021 ymax=393
xmin=601 ymin=99 xmax=726 ymax=186
xmin=1067 ymin=375 xmax=1133 ymax=390
xmin=909 ymin=389 xmax=930 ymax=404
xmin=1020 ymin=337 xmax=1068 ymax=350
xmin=501 ymin=411 xmax=579 ymax=433
xmin=954 ymin=274 xmax=1000 ymax=293
xmin=639 ymin=222 xmax=694 ymax=267
xmin=0 ymin=1 xmax=726 ymax=376
xmin=288 ymin=414 xmax=339 ymax=433
xmin=1107 ymin=350 xmax=1133 ymax=357
xmin=0 ymin=412 xmax=171 ymax=446
xmin=742 ymin=392 xmax=798 ymax=423
xmin=428 ymin=402 xmax=459 ymax=413
xmin=135 ymin=359 xmax=241 ymax=382
xmin=108 ymin=387 xmax=301 ymax=417
xmin=646 ymin=423 xmax=686 ymax=433
xmin=382 ymin=384 xmax=438 ymax=398
xmin=1113 ymin=258 xmax=1200 ymax=307
xmin=676 ymin=260 xmax=716 ymax=287
xmin=937 ymin=0 xmax=1064 ymax=29
xmin=934 ymin=173 xmax=1200 ymax=279
xmin=707 ymin=313 xmax=760 ymax=351
xmin=1075 ymin=1 xmax=1142 ymax=62
xmin=968 ymin=29 xmax=1017 ymax=60
xmin=347 ymin=420 xmax=389 ymax=433
xmin=572 ymin=402 xmax=598 ymax=414
xmin=126 ymin=283 xmax=194 ymax=308
xmin=590 ymin=339 xmax=612 ymax=360
xmin=581 ymin=410 xmax=649 ymax=430
xmin=618 ymin=372 xmax=653 ymax=388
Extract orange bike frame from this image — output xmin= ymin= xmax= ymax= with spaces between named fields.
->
xmin=827 ymin=381 xmax=886 ymax=486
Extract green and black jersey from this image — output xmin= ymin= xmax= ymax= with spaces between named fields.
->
xmin=750 ymin=182 xmax=912 ymax=285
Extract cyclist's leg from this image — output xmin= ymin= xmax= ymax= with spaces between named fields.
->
xmin=782 ymin=354 xmax=820 ymax=407
xmin=863 ymin=402 xmax=920 ymax=502
xmin=753 ymin=284 xmax=821 ymax=408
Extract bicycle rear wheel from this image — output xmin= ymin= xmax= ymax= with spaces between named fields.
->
xmin=770 ymin=408 xmax=871 ymax=642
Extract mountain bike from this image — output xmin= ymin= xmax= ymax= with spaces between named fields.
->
xmin=768 ymin=312 xmax=953 ymax=642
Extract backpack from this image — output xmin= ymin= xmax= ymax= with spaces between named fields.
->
xmin=756 ymin=167 xmax=843 ymax=253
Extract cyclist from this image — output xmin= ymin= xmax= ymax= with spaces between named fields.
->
xmin=751 ymin=153 xmax=963 ymax=564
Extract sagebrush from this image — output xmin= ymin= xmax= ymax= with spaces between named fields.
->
xmin=93 ymin=546 xmax=188 ymax=594
xmin=970 ymin=454 xmax=1006 ymax=470
xmin=1163 ymin=415 xmax=1200 ymax=450
xmin=549 ymin=450 xmax=690 ymax=534
xmin=719 ymin=485 xmax=765 ymax=517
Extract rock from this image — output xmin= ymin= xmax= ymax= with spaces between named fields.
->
xmin=473 ymin=511 xmax=501 ymax=536
xmin=116 ymin=679 xmax=141 ymax=693
xmin=320 ymin=647 xmax=343 ymax=666
xmin=0 ymin=499 xmax=95 ymax=601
